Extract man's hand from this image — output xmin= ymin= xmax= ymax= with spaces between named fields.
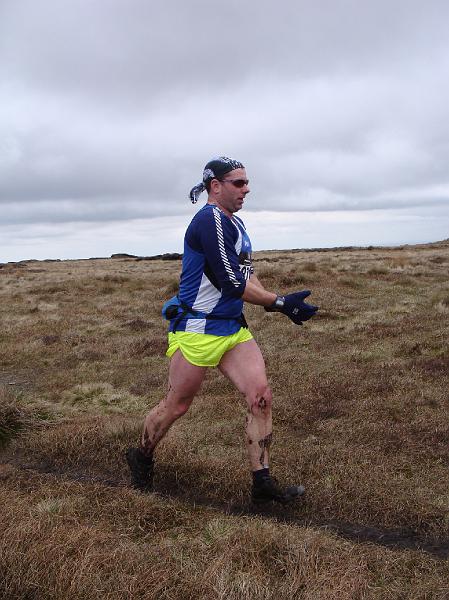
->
xmin=265 ymin=290 xmax=318 ymax=325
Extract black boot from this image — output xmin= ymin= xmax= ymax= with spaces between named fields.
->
xmin=252 ymin=475 xmax=305 ymax=505
xmin=126 ymin=447 xmax=154 ymax=492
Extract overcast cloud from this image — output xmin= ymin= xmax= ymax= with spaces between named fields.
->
xmin=1 ymin=0 xmax=448 ymax=261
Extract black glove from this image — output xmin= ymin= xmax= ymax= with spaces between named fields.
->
xmin=265 ymin=290 xmax=318 ymax=325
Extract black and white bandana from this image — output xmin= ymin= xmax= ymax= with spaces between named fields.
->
xmin=189 ymin=156 xmax=244 ymax=203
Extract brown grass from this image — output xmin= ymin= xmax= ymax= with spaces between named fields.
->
xmin=1 ymin=241 xmax=449 ymax=599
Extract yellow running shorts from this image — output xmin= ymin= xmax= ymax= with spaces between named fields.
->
xmin=166 ymin=328 xmax=254 ymax=367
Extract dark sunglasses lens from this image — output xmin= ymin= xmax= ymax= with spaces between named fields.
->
xmin=232 ymin=179 xmax=248 ymax=188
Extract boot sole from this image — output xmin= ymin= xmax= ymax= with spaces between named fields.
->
xmin=252 ymin=485 xmax=305 ymax=505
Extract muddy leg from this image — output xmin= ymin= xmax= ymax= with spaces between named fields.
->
xmin=246 ymin=389 xmax=273 ymax=470
xmin=218 ymin=338 xmax=273 ymax=471
xmin=140 ymin=350 xmax=206 ymax=456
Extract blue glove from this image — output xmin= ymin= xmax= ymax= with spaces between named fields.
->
xmin=265 ymin=290 xmax=318 ymax=325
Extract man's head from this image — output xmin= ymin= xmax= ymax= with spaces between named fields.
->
xmin=202 ymin=157 xmax=245 ymax=193
xmin=189 ymin=156 xmax=250 ymax=214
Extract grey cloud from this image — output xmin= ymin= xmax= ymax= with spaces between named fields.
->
xmin=2 ymin=1 xmax=448 ymax=100
xmin=2 ymin=197 xmax=190 ymax=226
xmin=1 ymin=0 xmax=449 ymax=236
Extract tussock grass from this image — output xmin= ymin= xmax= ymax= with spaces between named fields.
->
xmin=61 ymin=383 xmax=145 ymax=414
xmin=1 ymin=241 xmax=449 ymax=598
xmin=0 ymin=386 xmax=57 ymax=448
xmin=434 ymin=292 xmax=449 ymax=314
xmin=1 ymin=468 xmax=449 ymax=600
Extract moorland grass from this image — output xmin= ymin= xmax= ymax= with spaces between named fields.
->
xmin=0 ymin=241 xmax=448 ymax=599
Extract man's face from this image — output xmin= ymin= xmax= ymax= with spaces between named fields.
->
xmin=215 ymin=168 xmax=250 ymax=214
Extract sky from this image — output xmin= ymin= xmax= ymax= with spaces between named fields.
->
xmin=1 ymin=0 xmax=448 ymax=262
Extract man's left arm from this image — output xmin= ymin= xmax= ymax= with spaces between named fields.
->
xmin=242 ymin=279 xmax=277 ymax=306
xmin=249 ymin=273 xmax=265 ymax=290
xmin=245 ymin=272 xmax=319 ymax=325
xmin=241 ymin=272 xmax=275 ymax=305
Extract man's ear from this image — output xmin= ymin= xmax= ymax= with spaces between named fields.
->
xmin=210 ymin=179 xmax=221 ymax=195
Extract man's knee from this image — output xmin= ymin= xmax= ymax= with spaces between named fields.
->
xmin=247 ymin=385 xmax=272 ymax=415
xmin=170 ymin=395 xmax=194 ymax=419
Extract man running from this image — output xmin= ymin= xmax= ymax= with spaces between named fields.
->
xmin=126 ymin=156 xmax=318 ymax=504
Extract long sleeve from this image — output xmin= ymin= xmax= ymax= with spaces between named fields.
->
xmin=177 ymin=204 xmax=250 ymax=335
xmin=187 ymin=206 xmax=247 ymax=298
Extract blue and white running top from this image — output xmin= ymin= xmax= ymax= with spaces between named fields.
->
xmin=170 ymin=203 xmax=253 ymax=336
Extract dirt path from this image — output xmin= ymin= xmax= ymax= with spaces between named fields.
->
xmin=4 ymin=458 xmax=448 ymax=560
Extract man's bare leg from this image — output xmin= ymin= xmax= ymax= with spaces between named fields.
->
xmin=140 ymin=349 xmax=207 ymax=456
xmin=219 ymin=337 xmax=304 ymax=504
xmin=218 ymin=339 xmax=272 ymax=471
xmin=126 ymin=350 xmax=206 ymax=491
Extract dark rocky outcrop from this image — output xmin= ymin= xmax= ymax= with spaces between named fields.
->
xmin=110 ymin=253 xmax=138 ymax=259
xmin=136 ymin=253 xmax=182 ymax=261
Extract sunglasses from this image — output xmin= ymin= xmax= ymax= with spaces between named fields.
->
xmin=217 ymin=178 xmax=249 ymax=188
